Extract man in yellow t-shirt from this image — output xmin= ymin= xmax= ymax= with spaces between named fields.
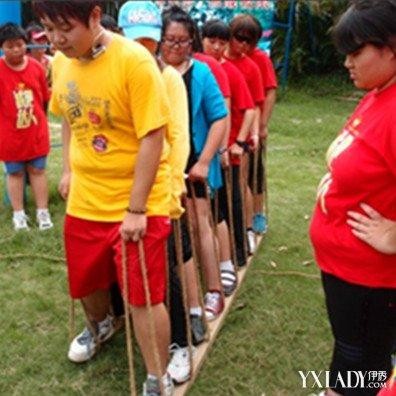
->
xmin=33 ymin=1 xmax=173 ymax=393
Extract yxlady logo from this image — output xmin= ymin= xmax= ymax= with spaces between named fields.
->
xmin=299 ymin=370 xmax=388 ymax=390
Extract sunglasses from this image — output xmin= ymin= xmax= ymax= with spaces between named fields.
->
xmin=233 ymin=33 xmax=254 ymax=45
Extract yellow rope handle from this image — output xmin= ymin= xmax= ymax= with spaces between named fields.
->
xmin=137 ymin=239 xmax=163 ymax=391
xmin=121 ymin=241 xmax=137 ymax=396
xmin=173 ymin=219 xmax=194 ymax=376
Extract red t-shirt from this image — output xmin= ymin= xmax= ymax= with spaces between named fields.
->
xmin=249 ymin=48 xmax=278 ymax=92
xmin=193 ymin=52 xmax=230 ymax=98
xmin=310 ymin=84 xmax=396 ymax=288
xmin=0 ymin=57 xmax=50 ymax=161
xmin=223 ymin=54 xmax=265 ymax=105
xmin=221 ymin=59 xmax=254 ymax=165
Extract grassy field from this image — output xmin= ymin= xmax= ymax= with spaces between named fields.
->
xmin=0 ymin=76 xmax=359 ymax=395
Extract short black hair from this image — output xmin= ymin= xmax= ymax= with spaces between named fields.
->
xmin=201 ymin=19 xmax=230 ymax=41
xmin=32 ymin=0 xmax=103 ymax=27
xmin=333 ymin=0 xmax=396 ymax=55
xmin=0 ymin=22 xmax=27 ymax=47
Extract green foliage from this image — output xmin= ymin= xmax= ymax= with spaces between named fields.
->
xmin=272 ymin=0 xmax=349 ymax=78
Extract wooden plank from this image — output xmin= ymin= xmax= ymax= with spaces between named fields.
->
xmin=174 ymin=235 xmax=264 ymax=396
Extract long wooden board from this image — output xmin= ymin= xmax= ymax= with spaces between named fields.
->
xmin=174 ymin=235 xmax=264 ymax=396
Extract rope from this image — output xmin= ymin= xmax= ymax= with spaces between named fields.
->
xmin=239 ymin=155 xmax=249 ymax=258
xmin=262 ymin=140 xmax=269 ymax=219
xmin=137 ymin=239 xmax=163 ymax=390
xmin=0 ymin=253 xmax=65 ymax=262
xmin=224 ymin=167 xmax=238 ymax=274
xmin=256 ymin=270 xmax=320 ymax=280
xmin=213 ymin=189 xmax=219 ymax=238
xmin=121 ymin=241 xmax=137 ymax=396
xmin=203 ymin=180 xmax=223 ymax=299
xmin=185 ymin=184 xmax=209 ymax=337
xmin=173 ymin=219 xmax=194 ymax=376
xmin=69 ymin=298 xmax=76 ymax=342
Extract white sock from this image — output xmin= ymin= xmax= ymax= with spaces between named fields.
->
xmin=190 ymin=307 xmax=202 ymax=316
xmin=36 ymin=208 xmax=49 ymax=217
xmin=13 ymin=210 xmax=26 ymax=219
xmin=220 ymin=260 xmax=234 ymax=272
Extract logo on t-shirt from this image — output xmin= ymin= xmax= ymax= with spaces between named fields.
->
xmin=92 ymin=134 xmax=108 ymax=153
xmin=317 ymin=118 xmax=359 ymax=213
xmin=13 ymin=83 xmax=38 ymax=129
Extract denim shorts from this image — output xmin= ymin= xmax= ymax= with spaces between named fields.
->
xmin=4 ymin=156 xmax=47 ymax=174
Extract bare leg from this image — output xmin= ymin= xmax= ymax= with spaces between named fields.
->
xmin=187 ymin=198 xmax=221 ymax=292
xmin=217 ymin=220 xmax=231 ymax=262
xmin=7 ymin=171 xmax=25 ymax=211
xmin=184 ymin=258 xmax=200 ymax=308
xmin=245 ymin=187 xmax=254 ymax=229
xmin=81 ymin=289 xmax=111 ymax=323
xmin=253 ymin=192 xmax=265 ymax=214
xmin=27 ymin=165 xmax=49 ymax=209
xmin=132 ymin=303 xmax=170 ymax=375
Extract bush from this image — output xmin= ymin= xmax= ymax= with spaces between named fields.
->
xmin=272 ymin=0 xmax=349 ymax=78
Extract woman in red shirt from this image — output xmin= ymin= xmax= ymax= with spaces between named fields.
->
xmin=309 ymin=1 xmax=396 ymax=395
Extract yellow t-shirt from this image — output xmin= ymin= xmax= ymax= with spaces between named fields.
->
xmin=162 ymin=65 xmax=189 ymax=219
xmin=50 ymin=34 xmax=171 ymax=221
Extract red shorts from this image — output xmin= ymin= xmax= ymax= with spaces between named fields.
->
xmin=64 ymin=215 xmax=171 ymax=306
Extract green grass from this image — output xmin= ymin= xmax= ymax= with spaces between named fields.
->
xmin=0 ymin=76 xmax=358 ymax=395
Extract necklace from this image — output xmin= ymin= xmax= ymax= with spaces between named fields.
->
xmin=78 ymin=29 xmax=110 ymax=62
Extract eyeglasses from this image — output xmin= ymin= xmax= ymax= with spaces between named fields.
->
xmin=233 ymin=33 xmax=254 ymax=45
xmin=162 ymin=37 xmax=192 ymax=48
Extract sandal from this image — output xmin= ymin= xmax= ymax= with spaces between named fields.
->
xmin=220 ymin=269 xmax=238 ymax=296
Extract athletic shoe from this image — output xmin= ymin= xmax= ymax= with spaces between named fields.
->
xmin=204 ymin=291 xmax=224 ymax=321
xmin=220 ymin=268 xmax=237 ymax=296
xmin=13 ymin=214 xmax=29 ymax=231
xmin=168 ymin=344 xmax=195 ymax=384
xmin=68 ymin=314 xmax=115 ymax=363
xmin=190 ymin=314 xmax=205 ymax=345
xmin=142 ymin=373 xmax=174 ymax=396
xmin=36 ymin=210 xmax=53 ymax=230
xmin=247 ymin=229 xmax=256 ymax=255
xmin=252 ymin=213 xmax=267 ymax=234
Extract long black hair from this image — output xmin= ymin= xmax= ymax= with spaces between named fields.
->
xmin=333 ymin=0 xmax=396 ymax=55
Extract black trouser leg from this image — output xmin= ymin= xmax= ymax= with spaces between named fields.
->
xmin=322 ymin=272 xmax=396 ymax=395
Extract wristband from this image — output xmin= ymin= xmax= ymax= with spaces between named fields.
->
xmin=126 ymin=207 xmax=146 ymax=214
xmin=218 ymin=147 xmax=227 ymax=155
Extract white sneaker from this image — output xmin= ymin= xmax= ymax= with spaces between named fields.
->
xmin=36 ymin=210 xmax=53 ymax=230
xmin=142 ymin=373 xmax=174 ymax=396
xmin=247 ymin=229 xmax=256 ymax=255
xmin=68 ymin=314 xmax=115 ymax=363
xmin=13 ymin=214 xmax=29 ymax=231
xmin=168 ymin=344 xmax=195 ymax=384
